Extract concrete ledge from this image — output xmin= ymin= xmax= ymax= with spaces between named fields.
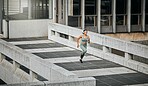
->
xmin=0 ymin=81 xmax=44 ymax=86
xmin=44 ymin=77 xmax=96 ymax=86
xmin=49 ymin=23 xmax=148 ymax=59
xmin=0 ymin=77 xmax=96 ymax=86
xmin=0 ymin=59 xmax=33 ymax=84
xmin=8 ymin=19 xmax=52 ymax=38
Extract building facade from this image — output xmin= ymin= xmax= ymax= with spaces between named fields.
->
xmin=0 ymin=0 xmax=148 ymax=35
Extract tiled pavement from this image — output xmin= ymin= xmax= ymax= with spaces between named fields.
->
xmin=2 ymin=37 xmax=148 ymax=86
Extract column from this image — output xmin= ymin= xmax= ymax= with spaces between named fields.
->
xmin=30 ymin=70 xmax=37 ymax=81
xmin=19 ymin=0 xmax=21 ymax=13
xmin=63 ymin=0 xmax=65 ymax=24
xmin=58 ymin=0 xmax=62 ymax=23
xmin=97 ymin=0 xmax=101 ymax=33
xmin=53 ymin=0 xmax=56 ymax=23
xmin=142 ymin=0 xmax=146 ymax=32
xmin=63 ymin=0 xmax=68 ymax=25
xmin=68 ymin=0 xmax=73 ymax=15
xmin=28 ymin=0 xmax=32 ymax=19
xmin=45 ymin=0 xmax=48 ymax=18
xmin=37 ymin=0 xmax=40 ymax=18
xmin=49 ymin=0 xmax=53 ymax=19
xmin=81 ymin=0 xmax=85 ymax=30
xmin=103 ymin=46 xmax=110 ymax=53
xmin=35 ymin=0 xmax=37 ymax=18
xmin=125 ymin=53 xmax=132 ymax=60
xmin=69 ymin=36 xmax=73 ymax=41
xmin=127 ymin=0 xmax=131 ymax=32
xmin=6 ymin=0 xmax=9 ymax=38
xmin=6 ymin=0 xmax=9 ymax=20
xmin=112 ymin=0 xmax=116 ymax=33
xmin=51 ymin=30 xmax=55 ymax=35
xmin=0 ymin=53 xmax=1 ymax=62
xmin=55 ymin=32 xmax=60 ymax=37
xmin=0 ymin=53 xmax=5 ymax=62
xmin=13 ymin=61 xmax=20 ymax=70
xmin=42 ymin=0 xmax=44 ymax=18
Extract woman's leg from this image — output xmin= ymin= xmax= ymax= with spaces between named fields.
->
xmin=80 ymin=45 xmax=87 ymax=62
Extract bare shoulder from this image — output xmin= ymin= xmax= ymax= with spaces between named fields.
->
xmin=78 ymin=35 xmax=83 ymax=38
xmin=87 ymin=35 xmax=90 ymax=39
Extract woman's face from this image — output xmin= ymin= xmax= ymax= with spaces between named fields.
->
xmin=84 ymin=31 xmax=87 ymax=35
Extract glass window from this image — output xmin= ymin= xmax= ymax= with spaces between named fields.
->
xmin=31 ymin=0 xmax=49 ymax=19
xmin=101 ymin=0 xmax=112 ymax=26
xmin=146 ymin=0 xmax=148 ymax=13
xmin=146 ymin=15 xmax=148 ymax=24
xmin=146 ymin=0 xmax=148 ymax=24
xmin=116 ymin=0 xmax=127 ymax=14
xmin=116 ymin=16 xmax=124 ymax=25
xmin=3 ymin=0 xmax=49 ymax=20
xmin=85 ymin=16 xmax=94 ymax=26
xmin=101 ymin=16 xmax=112 ymax=26
xmin=131 ymin=0 xmax=141 ymax=14
xmin=73 ymin=0 xmax=81 ymax=15
xmin=131 ymin=15 xmax=139 ymax=25
xmin=101 ymin=0 xmax=112 ymax=14
xmin=85 ymin=0 xmax=96 ymax=15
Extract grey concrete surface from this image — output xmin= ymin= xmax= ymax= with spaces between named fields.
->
xmin=3 ymin=37 xmax=148 ymax=86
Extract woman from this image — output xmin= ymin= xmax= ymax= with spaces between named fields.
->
xmin=77 ymin=29 xmax=90 ymax=63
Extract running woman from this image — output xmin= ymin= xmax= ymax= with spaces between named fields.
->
xmin=77 ymin=29 xmax=90 ymax=63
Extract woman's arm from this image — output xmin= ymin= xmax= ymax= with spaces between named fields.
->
xmin=88 ymin=36 xmax=90 ymax=43
xmin=77 ymin=35 xmax=82 ymax=48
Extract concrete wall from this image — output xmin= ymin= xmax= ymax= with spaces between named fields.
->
xmin=8 ymin=19 xmax=52 ymax=38
xmin=0 ymin=58 xmax=38 ymax=84
xmin=2 ymin=20 xmax=7 ymax=38
xmin=116 ymin=25 xmax=127 ymax=32
xmin=48 ymin=23 xmax=148 ymax=74
xmin=105 ymin=32 xmax=148 ymax=41
xmin=1 ymin=77 xmax=95 ymax=86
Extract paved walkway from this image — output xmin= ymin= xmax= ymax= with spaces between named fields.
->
xmin=2 ymin=37 xmax=148 ymax=86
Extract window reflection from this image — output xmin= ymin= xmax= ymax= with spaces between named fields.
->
xmin=73 ymin=0 xmax=81 ymax=15
xmin=145 ymin=0 xmax=148 ymax=24
xmin=101 ymin=0 xmax=112 ymax=14
xmin=85 ymin=0 xmax=96 ymax=15
xmin=101 ymin=16 xmax=112 ymax=26
xmin=116 ymin=0 xmax=127 ymax=26
xmin=131 ymin=0 xmax=141 ymax=14
xmin=116 ymin=0 xmax=127 ymax=14
xmin=3 ymin=0 xmax=49 ymax=20
xmin=131 ymin=0 xmax=141 ymax=26
xmin=101 ymin=0 xmax=112 ymax=26
xmin=116 ymin=16 xmax=124 ymax=25
xmin=131 ymin=15 xmax=139 ymax=25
